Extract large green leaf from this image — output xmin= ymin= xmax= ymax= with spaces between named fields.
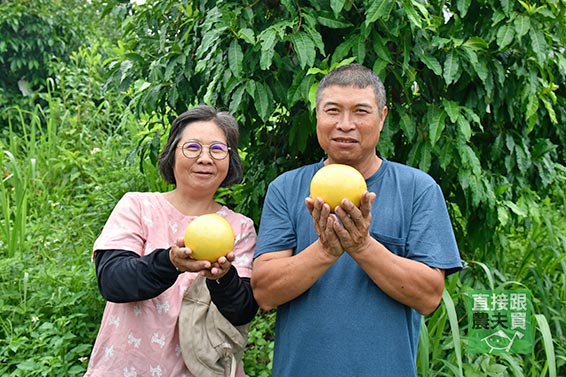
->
xmin=443 ymin=50 xmax=460 ymax=85
xmin=462 ymin=36 xmax=488 ymax=51
xmin=419 ymin=141 xmax=432 ymax=172
xmin=529 ymin=28 xmax=548 ymax=66
xmin=238 ymin=27 xmax=255 ymax=45
xmin=456 ymin=0 xmax=471 ymax=17
xmin=317 ymin=13 xmax=353 ymax=29
xmin=456 ymin=117 xmax=472 ymax=142
xmin=417 ymin=49 xmax=442 ymax=76
xmin=331 ymin=36 xmax=356 ymax=66
xmin=259 ymin=28 xmax=277 ymax=51
xmin=330 ymin=0 xmax=346 ymax=17
xmin=372 ymin=35 xmax=393 ymax=64
xmin=428 ymin=105 xmax=446 ymax=147
xmin=399 ymin=108 xmax=416 ymax=142
xmin=364 ymin=0 xmax=394 ymax=26
xmin=513 ymin=14 xmax=530 ymax=39
xmin=258 ymin=81 xmax=274 ymax=121
xmin=496 ymin=24 xmax=515 ymax=50
xmin=402 ymin=0 xmax=427 ymax=29
xmin=442 ymin=99 xmax=460 ymax=123
xmin=228 ymin=85 xmax=246 ymax=114
xmin=457 ymin=142 xmax=481 ymax=176
xmin=291 ymin=32 xmax=316 ymax=69
xmin=228 ymin=39 xmax=243 ymax=77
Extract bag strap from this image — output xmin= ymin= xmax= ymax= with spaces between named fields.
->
xmin=219 ymin=342 xmax=238 ymax=377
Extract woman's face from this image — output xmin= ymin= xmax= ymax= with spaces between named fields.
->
xmin=173 ymin=120 xmax=229 ymax=195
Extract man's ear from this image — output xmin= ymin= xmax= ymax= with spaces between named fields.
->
xmin=378 ymin=106 xmax=389 ymax=133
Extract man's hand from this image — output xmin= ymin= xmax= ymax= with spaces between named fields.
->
xmin=331 ymin=191 xmax=376 ymax=255
xmin=306 ymin=196 xmax=344 ymax=258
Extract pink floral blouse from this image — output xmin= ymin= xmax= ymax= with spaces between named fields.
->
xmin=85 ymin=192 xmax=256 ymax=377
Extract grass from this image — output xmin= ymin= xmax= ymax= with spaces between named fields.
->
xmin=0 ymin=149 xmax=30 ymax=258
xmin=0 ymin=84 xmax=151 ymax=375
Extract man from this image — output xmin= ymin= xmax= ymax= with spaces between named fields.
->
xmin=251 ymin=64 xmax=463 ymax=376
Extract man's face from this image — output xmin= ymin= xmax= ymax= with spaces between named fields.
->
xmin=316 ymin=85 xmax=387 ymax=166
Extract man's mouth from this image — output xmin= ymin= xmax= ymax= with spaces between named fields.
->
xmin=333 ymin=138 xmax=357 ymax=143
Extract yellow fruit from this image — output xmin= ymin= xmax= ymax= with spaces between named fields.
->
xmin=184 ymin=214 xmax=235 ymax=262
xmin=310 ymin=164 xmax=367 ymax=211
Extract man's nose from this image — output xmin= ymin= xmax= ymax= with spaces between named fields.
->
xmin=336 ymin=113 xmax=355 ymax=130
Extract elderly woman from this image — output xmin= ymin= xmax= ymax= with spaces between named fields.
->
xmin=85 ymin=105 xmax=257 ymax=376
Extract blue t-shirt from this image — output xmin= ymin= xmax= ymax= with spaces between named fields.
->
xmin=255 ymin=159 xmax=462 ymax=377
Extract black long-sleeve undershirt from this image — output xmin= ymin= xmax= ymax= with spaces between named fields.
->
xmin=94 ymin=249 xmax=258 ymax=326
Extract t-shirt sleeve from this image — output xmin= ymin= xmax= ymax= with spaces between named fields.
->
xmin=254 ymin=179 xmax=297 ymax=259
xmin=406 ymin=182 xmax=462 ymax=276
xmin=93 ymin=193 xmax=146 ymax=256
xmin=229 ymin=213 xmax=257 ymax=279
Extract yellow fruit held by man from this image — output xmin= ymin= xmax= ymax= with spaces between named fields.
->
xmin=184 ymin=214 xmax=235 ymax=262
xmin=310 ymin=164 xmax=367 ymax=212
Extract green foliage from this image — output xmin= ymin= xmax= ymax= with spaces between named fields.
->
xmin=0 ymin=0 xmax=125 ymax=127
xmin=0 ymin=0 xmax=66 ymax=96
xmin=0 ymin=256 xmax=103 ymax=376
xmin=0 ymin=0 xmax=110 ymax=95
xmin=243 ymin=310 xmax=276 ymax=376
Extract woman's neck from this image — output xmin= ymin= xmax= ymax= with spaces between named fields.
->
xmin=163 ymin=189 xmax=221 ymax=216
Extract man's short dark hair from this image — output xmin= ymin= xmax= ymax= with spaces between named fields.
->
xmin=316 ymin=64 xmax=386 ymax=110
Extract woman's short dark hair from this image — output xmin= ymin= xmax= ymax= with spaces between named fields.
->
xmin=316 ymin=63 xmax=386 ymax=110
xmin=158 ymin=105 xmax=243 ymax=187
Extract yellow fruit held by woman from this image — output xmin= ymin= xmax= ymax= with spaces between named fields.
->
xmin=310 ymin=164 xmax=367 ymax=212
xmin=184 ymin=214 xmax=235 ymax=262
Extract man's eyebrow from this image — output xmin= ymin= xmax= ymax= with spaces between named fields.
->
xmin=321 ymin=101 xmax=374 ymax=109
xmin=321 ymin=101 xmax=339 ymax=107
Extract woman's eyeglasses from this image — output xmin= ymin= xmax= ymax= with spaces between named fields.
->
xmin=179 ymin=141 xmax=231 ymax=160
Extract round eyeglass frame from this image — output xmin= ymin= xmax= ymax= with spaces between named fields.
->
xmin=178 ymin=141 xmax=231 ymax=160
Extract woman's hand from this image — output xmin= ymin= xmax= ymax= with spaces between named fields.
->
xmin=169 ymin=237 xmax=212 ymax=273
xmin=201 ymin=252 xmax=236 ymax=280
xmin=169 ymin=237 xmax=235 ymax=280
